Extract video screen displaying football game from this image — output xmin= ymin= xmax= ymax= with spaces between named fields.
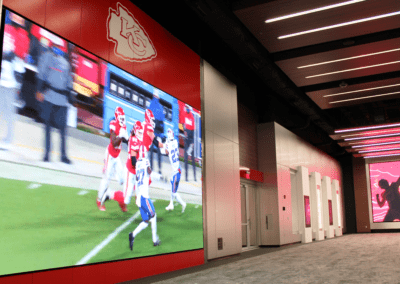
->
xmin=0 ymin=9 xmax=203 ymax=276
xmin=369 ymin=161 xmax=400 ymax=223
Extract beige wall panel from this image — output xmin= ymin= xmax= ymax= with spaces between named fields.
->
xmin=205 ymin=130 xmax=217 ymax=260
xmin=203 ymin=61 xmax=236 ymax=142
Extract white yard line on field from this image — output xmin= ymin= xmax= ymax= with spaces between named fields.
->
xmin=76 ymin=210 xmax=141 ymax=265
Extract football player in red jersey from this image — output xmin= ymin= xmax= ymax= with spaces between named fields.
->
xmin=141 ymin=109 xmax=156 ymax=151
xmin=97 ymin=106 xmax=129 ymax=211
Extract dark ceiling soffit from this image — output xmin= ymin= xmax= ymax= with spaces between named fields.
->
xmin=185 ymin=0 xmax=337 ymax=134
xmin=301 ymin=70 xmax=400 ymax=93
xmin=271 ymin=27 xmax=400 ymax=62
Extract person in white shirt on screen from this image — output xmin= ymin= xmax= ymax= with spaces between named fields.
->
xmin=158 ymin=128 xmax=186 ymax=213
xmin=129 ymin=145 xmax=160 ymax=251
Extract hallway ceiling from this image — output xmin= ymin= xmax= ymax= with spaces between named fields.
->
xmin=134 ymin=0 xmax=400 ymax=159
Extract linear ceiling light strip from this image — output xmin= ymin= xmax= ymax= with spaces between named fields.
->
xmin=359 ymin=147 xmax=400 ymax=153
xmin=330 ymin=91 xmax=400 ymax=104
xmin=363 ymin=153 xmax=400 ymax=159
xmin=335 ymin=122 xmax=400 ymax=133
xmin=266 ymin=0 xmax=365 ymax=23
xmin=345 ymin=132 xmax=400 ymax=141
xmin=278 ymin=11 xmax=400 ymax=39
xmin=299 ymin=48 xmax=400 ymax=69
xmin=324 ymin=83 xmax=400 ymax=98
xmin=339 ymin=127 xmax=400 ymax=138
xmin=352 ymin=141 xmax=400 ymax=148
xmin=307 ymin=61 xmax=400 ymax=79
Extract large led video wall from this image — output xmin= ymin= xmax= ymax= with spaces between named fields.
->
xmin=369 ymin=161 xmax=400 ymax=223
xmin=0 ymin=9 xmax=203 ymax=276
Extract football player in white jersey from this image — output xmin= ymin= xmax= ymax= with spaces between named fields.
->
xmin=159 ymin=128 xmax=186 ymax=213
xmin=128 ymin=145 xmax=160 ymax=250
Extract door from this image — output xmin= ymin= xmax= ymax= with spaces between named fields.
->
xmin=241 ymin=184 xmax=257 ymax=249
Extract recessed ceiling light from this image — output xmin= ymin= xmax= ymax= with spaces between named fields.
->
xmin=335 ymin=122 xmax=400 ymax=133
xmin=324 ymin=83 xmax=400 ymax=98
xmin=278 ymin=11 xmax=400 ymax=39
xmin=265 ymin=0 xmax=365 ymax=23
xmin=299 ymin=48 xmax=400 ymax=69
xmin=306 ymin=61 xmax=400 ymax=79
xmin=329 ymin=91 xmax=400 ymax=104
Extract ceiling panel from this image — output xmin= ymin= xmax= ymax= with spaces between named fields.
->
xmin=306 ymin=77 xmax=400 ymax=109
xmin=275 ymin=38 xmax=400 ymax=87
xmin=234 ymin=0 xmax=400 ymax=52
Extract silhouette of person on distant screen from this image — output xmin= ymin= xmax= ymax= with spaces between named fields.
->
xmin=377 ymin=177 xmax=400 ymax=222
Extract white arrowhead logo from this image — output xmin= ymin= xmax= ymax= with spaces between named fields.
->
xmin=107 ymin=2 xmax=157 ymax=62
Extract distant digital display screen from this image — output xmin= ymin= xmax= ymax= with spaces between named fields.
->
xmin=328 ymin=200 xmax=333 ymax=226
xmin=0 ymin=9 xmax=203 ymax=276
xmin=369 ymin=161 xmax=400 ymax=223
xmin=304 ymin=196 xmax=311 ymax=228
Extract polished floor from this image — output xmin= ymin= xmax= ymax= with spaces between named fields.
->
xmin=123 ymin=233 xmax=400 ymax=284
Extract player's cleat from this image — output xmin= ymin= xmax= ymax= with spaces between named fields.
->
xmin=100 ymin=189 xmax=110 ymax=207
xmin=120 ymin=203 xmax=128 ymax=212
xmin=129 ymin=232 xmax=134 ymax=250
xmin=43 ymin=156 xmax=49 ymax=162
xmin=182 ymin=202 xmax=187 ymax=213
xmin=153 ymin=239 xmax=161 ymax=246
xmin=165 ymin=203 xmax=174 ymax=211
xmin=97 ymin=198 xmax=106 ymax=211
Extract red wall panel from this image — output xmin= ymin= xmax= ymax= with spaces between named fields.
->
xmin=153 ymin=30 xmax=201 ymax=110
xmin=0 ymin=273 xmax=32 ymax=284
xmin=3 ymin=0 xmax=46 ymax=26
xmin=80 ymin=0 xmax=111 ymax=61
xmin=32 ymin=268 xmax=73 ymax=284
xmin=45 ymin=0 xmax=82 ymax=46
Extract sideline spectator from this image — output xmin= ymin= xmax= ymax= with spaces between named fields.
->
xmin=36 ymin=41 xmax=73 ymax=164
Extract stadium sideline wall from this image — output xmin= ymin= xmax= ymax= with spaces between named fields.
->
xmin=257 ymin=122 xmax=344 ymax=246
xmin=203 ymin=60 xmax=242 ymax=260
xmin=0 ymin=0 xmax=203 ymax=283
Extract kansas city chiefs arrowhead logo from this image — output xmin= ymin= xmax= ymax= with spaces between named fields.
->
xmin=107 ymin=2 xmax=157 ymax=62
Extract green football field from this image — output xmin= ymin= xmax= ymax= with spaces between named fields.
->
xmin=0 ymin=177 xmax=203 ymax=276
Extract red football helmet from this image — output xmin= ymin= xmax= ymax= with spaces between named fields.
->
xmin=115 ymin=106 xmax=125 ymax=127
xmin=134 ymin=120 xmax=143 ymax=141
xmin=145 ymin=109 xmax=155 ymax=128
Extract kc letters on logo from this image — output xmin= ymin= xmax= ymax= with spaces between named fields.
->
xmin=107 ymin=2 xmax=157 ymax=62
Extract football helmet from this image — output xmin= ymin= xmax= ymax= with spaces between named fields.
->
xmin=134 ymin=120 xmax=144 ymax=141
xmin=167 ymin=128 xmax=174 ymax=141
xmin=145 ymin=109 xmax=155 ymax=128
xmin=115 ymin=106 xmax=125 ymax=127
